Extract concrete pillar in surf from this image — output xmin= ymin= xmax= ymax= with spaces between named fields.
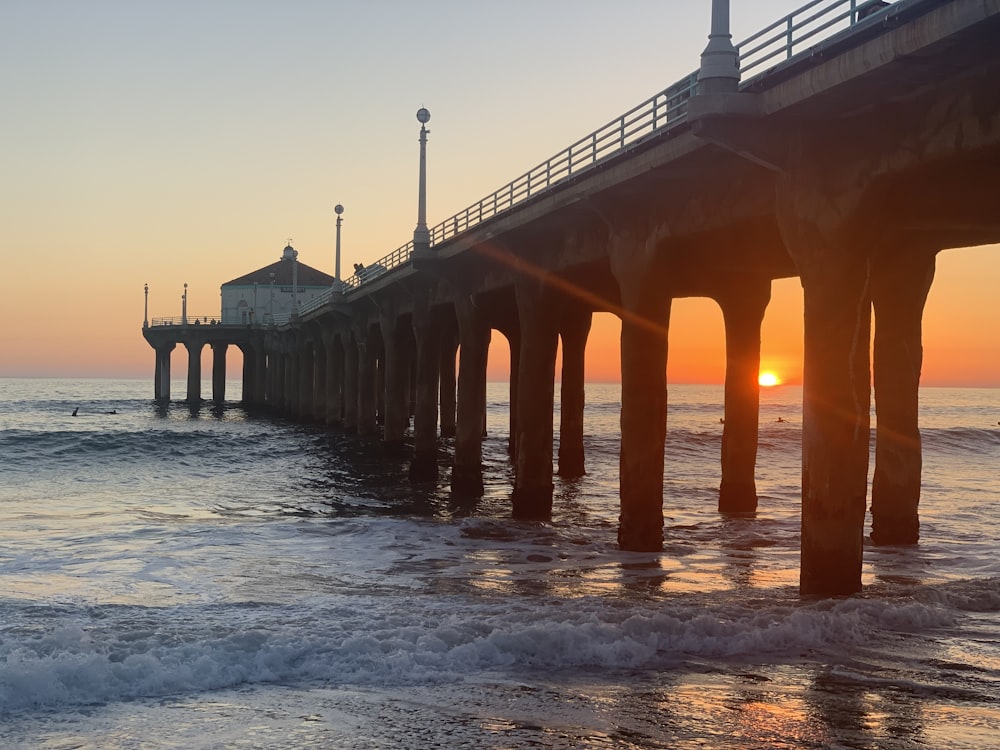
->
xmin=185 ymin=341 xmax=203 ymax=404
xmin=211 ymin=342 xmax=228 ymax=404
xmin=380 ymin=311 xmax=411 ymax=451
xmin=439 ymin=328 xmax=458 ymax=438
xmin=299 ymin=341 xmax=317 ymax=421
xmin=240 ymin=346 xmax=255 ymax=405
xmin=154 ymin=344 xmax=175 ymax=403
xmin=452 ymin=296 xmax=490 ymax=497
xmin=776 ymin=152 xmax=873 ymax=597
xmin=282 ymin=351 xmax=294 ymax=416
xmin=312 ymin=335 xmax=327 ymax=423
xmin=324 ymin=331 xmax=344 ymax=426
xmin=410 ymin=297 xmax=442 ymax=482
xmin=512 ymin=279 xmax=560 ymax=519
xmin=357 ymin=325 xmax=379 ymax=437
xmin=870 ymin=246 xmax=936 ymax=545
xmin=342 ymin=331 xmax=360 ymax=433
xmin=253 ymin=346 xmax=267 ymax=407
xmin=715 ymin=276 xmax=771 ymax=513
xmin=558 ymin=305 xmax=592 ymax=478
xmin=611 ymin=224 xmax=672 ymax=552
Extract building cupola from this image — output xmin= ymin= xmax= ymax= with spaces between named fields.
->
xmin=281 ymin=243 xmax=298 ymax=261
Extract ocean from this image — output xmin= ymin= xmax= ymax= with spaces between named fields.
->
xmin=0 ymin=377 xmax=997 ymax=749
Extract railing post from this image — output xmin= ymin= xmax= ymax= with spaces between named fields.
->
xmin=787 ymin=16 xmax=794 ymax=59
xmin=851 ymin=0 xmax=858 ymax=24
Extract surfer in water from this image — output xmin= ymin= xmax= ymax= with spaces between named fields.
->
xmin=71 ymin=407 xmax=79 ymax=416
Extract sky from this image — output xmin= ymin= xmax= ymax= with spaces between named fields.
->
xmin=1 ymin=0 xmax=997 ymax=387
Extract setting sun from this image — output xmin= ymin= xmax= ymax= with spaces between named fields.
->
xmin=759 ymin=371 xmax=781 ymax=387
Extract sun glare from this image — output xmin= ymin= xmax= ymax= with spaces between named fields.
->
xmin=758 ymin=371 xmax=781 ymax=387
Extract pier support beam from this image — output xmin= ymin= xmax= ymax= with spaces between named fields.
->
xmin=611 ymin=224 xmax=672 ymax=552
xmin=357 ymin=325 xmax=379 ymax=437
xmin=777 ymin=154 xmax=873 ymax=597
xmin=324 ymin=332 xmax=344 ymax=426
xmin=870 ymin=246 xmax=936 ymax=545
xmin=343 ymin=332 xmax=360 ymax=433
xmin=240 ymin=346 xmax=255 ymax=405
xmin=512 ymin=279 xmax=559 ymax=519
xmin=439 ymin=329 xmax=458 ymax=438
xmin=211 ymin=342 xmax=227 ymax=404
xmin=381 ymin=312 xmax=411 ymax=451
xmin=558 ymin=305 xmax=592 ymax=478
xmin=410 ymin=298 xmax=441 ymax=481
xmin=185 ymin=341 xmax=203 ymax=404
xmin=154 ymin=344 xmax=175 ymax=403
xmin=716 ymin=276 xmax=771 ymax=513
xmin=312 ymin=336 xmax=326 ymax=423
xmin=452 ymin=296 xmax=490 ymax=496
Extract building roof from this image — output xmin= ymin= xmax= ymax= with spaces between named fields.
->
xmin=222 ymin=247 xmax=336 ymax=287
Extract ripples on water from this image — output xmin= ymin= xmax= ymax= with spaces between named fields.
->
xmin=0 ymin=378 xmax=998 ymax=749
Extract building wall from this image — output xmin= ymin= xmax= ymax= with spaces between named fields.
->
xmin=220 ymin=284 xmax=331 ymax=324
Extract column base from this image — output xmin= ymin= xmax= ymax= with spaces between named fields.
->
xmin=718 ymin=479 xmax=758 ymax=513
xmin=870 ymin=513 xmax=919 ymax=546
xmin=512 ymin=484 xmax=554 ymax=520
xmin=451 ymin=464 xmax=484 ymax=497
xmin=617 ymin=519 xmax=663 ymax=552
xmin=409 ymin=453 xmax=439 ymax=483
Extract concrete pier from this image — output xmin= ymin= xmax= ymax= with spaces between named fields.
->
xmin=142 ymin=0 xmax=1000 ymax=597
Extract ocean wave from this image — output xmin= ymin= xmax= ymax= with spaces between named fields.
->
xmin=0 ymin=429 xmax=247 ymax=468
xmin=0 ymin=586 xmax=970 ymax=714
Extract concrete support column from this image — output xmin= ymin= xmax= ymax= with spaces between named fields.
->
xmin=343 ymin=333 xmax=360 ymax=433
xmin=325 ymin=334 xmax=344 ymax=426
xmin=358 ymin=328 xmax=379 ymax=437
xmin=512 ymin=280 xmax=560 ymax=519
xmin=439 ymin=329 xmax=458 ymax=438
xmin=211 ymin=342 xmax=228 ymax=404
xmin=715 ymin=277 xmax=771 ymax=512
xmin=504 ymin=327 xmax=521 ymax=458
xmin=617 ymin=293 xmax=670 ymax=551
xmin=185 ymin=341 xmax=203 ymax=404
xmin=312 ymin=338 xmax=326 ymax=423
xmin=283 ymin=351 xmax=294 ymax=416
xmin=254 ymin=346 xmax=267 ymax=406
xmin=300 ymin=344 xmax=316 ymax=421
xmin=870 ymin=247 xmax=936 ymax=545
xmin=240 ymin=346 xmax=254 ymax=404
xmin=380 ymin=313 xmax=410 ymax=451
xmin=611 ymin=227 xmax=672 ymax=552
xmin=154 ymin=344 xmax=174 ymax=402
xmin=557 ymin=306 xmax=592 ymax=478
xmin=777 ymin=163 xmax=873 ymax=597
xmin=410 ymin=303 xmax=441 ymax=481
xmin=452 ymin=296 xmax=490 ymax=496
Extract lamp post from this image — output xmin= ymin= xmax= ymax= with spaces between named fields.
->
xmin=144 ymin=283 xmax=149 ymax=328
xmin=334 ymin=203 xmax=344 ymax=285
xmin=182 ymin=282 xmax=188 ymax=326
xmin=413 ymin=107 xmax=431 ymax=247
xmin=699 ymin=0 xmax=739 ymax=93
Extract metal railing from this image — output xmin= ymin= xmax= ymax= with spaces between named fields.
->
xmin=291 ymin=0 xmax=902 ymax=317
xmin=739 ymin=0 xmax=893 ymax=78
xmin=149 ymin=315 xmax=223 ymax=327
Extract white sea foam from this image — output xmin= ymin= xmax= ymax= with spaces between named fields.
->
xmin=0 ymin=584 xmax=972 ymax=714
